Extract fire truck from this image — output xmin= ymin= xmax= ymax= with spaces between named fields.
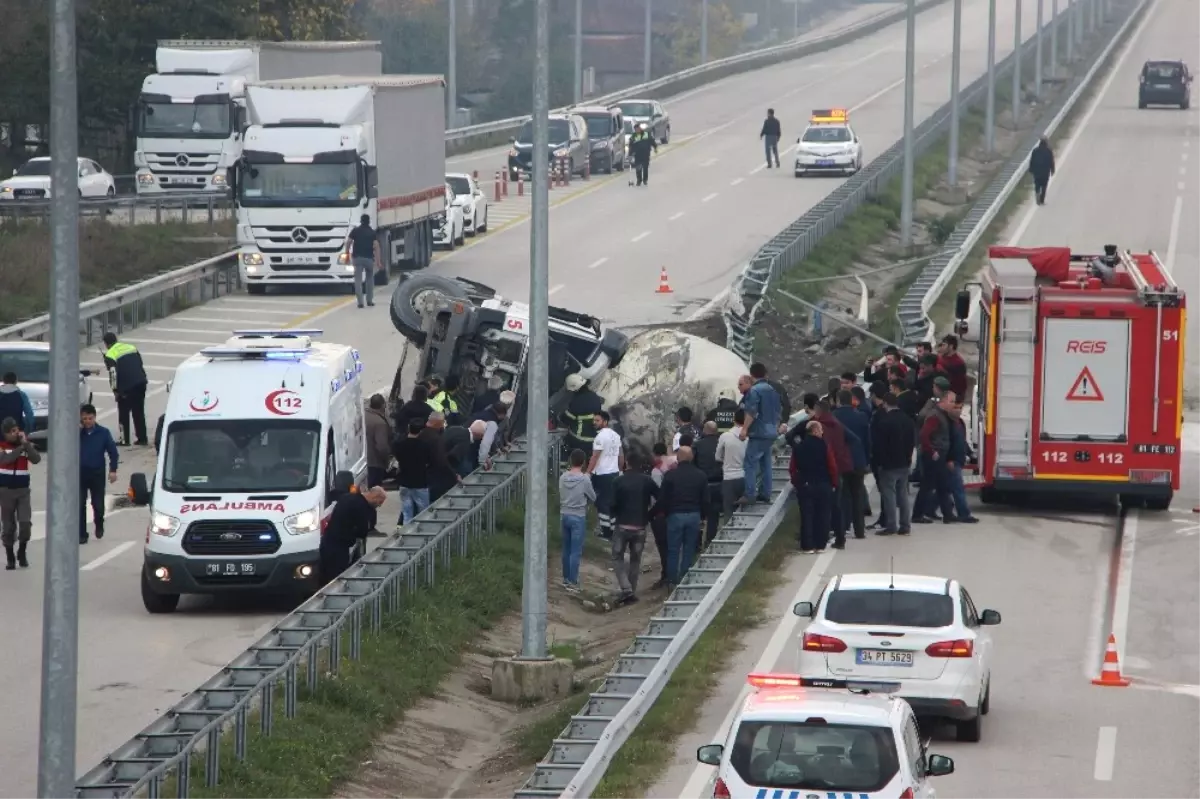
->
xmin=954 ymin=245 xmax=1186 ymax=511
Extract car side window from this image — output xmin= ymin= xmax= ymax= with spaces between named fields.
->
xmin=89 ymin=160 xmax=102 ymax=174
xmin=960 ymin=588 xmax=979 ymax=628
xmin=903 ymin=714 xmax=925 ymax=780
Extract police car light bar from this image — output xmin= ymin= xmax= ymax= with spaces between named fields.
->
xmin=809 ymin=108 xmax=848 ymax=124
xmin=747 ymin=674 xmax=900 ymax=693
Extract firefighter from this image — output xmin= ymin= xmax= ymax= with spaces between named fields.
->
xmin=705 ymin=391 xmax=739 ymax=433
xmin=1028 ymin=136 xmax=1055 ymax=206
xmin=629 ymin=122 xmax=658 ymax=187
xmin=560 ymin=373 xmax=604 ymax=454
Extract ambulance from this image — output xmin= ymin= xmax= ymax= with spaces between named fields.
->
xmin=137 ymin=330 xmax=367 ymax=613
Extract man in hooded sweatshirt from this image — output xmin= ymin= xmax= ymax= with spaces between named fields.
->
xmin=1029 ymin=136 xmax=1056 ymax=205
xmin=558 ymin=449 xmax=596 ymax=593
xmin=610 ymin=451 xmax=658 ymax=605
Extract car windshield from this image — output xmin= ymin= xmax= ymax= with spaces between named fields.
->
xmin=0 ymin=350 xmax=51 ymax=383
xmin=617 ymin=101 xmax=653 ymax=118
xmin=825 ymin=589 xmax=954 ymax=627
xmin=729 ymin=720 xmax=900 ymax=792
xmin=14 ymin=161 xmax=52 ymax=177
xmin=1145 ymin=63 xmax=1182 ymax=79
xmin=583 ymin=115 xmax=613 ymax=137
xmin=446 ymin=176 xmax=472 ymax=195
xmin=516 ymin=119 xmax=571 ymax=144
xmin=161 ymin=419 xmax=322 ymax=493
xmin=139 ymin=100 xmax=231 ymax=138
xmin=802 ymin=126 xmax=852 ymax=143
xmin=239 ymin=162 xmax=360 ymax=207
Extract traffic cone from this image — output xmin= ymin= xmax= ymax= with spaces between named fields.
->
xmin=1091 ymin=634 xmax=1131 ymax=686
xmin=655 ymin=266 xmax=673 ymax=294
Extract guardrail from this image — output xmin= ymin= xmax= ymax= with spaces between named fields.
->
xmin=0 ymin=191 xmax=232 ymax=225
xmin=721 ymin=1 xmax=1081 ymax=363
xmin=896 ymin=0 xmax=1145 ymax=344
xmin=75 ymin=439 xmax=544 ymax=797
xmin=0 ymin=251 xmax=240 ymax=343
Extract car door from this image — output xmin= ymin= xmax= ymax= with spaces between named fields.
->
xmin=959 ymin=587 xmax=989 ymax=687
xmin=76 ymin=160 xmax=92 ymax=196
xmin=90 ymin=161 xmax=111 ymax=195
xmin=902 ymin=712 xmax=931 ymax=797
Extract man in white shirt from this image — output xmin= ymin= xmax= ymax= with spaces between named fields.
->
xmin=715 ymin=408 xmax=748 ymax=519
xmin=586 ymin=409 xmax=624 ymax=540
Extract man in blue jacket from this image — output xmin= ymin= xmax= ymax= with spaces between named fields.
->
xmin=832 ymin=390 xmax=869 ymax=540
xmin=79 ymin=404 xmax=119 ymax=543
xmin=738 ymin=362 xmax=782 ymax=505
xmin=0 ymin=373 xmax=34 ymax=433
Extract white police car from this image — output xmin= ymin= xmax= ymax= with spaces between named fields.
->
xmin=696 ymin=675 xmax=954 ymax=799
xmin=794 ymin=109 xmax=863 ymax=177
xmin=793 ymin=573 xmax=1001 ymax=742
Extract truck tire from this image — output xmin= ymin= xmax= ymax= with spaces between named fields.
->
xmin=389 ymin=273 xmax=473 ymax=346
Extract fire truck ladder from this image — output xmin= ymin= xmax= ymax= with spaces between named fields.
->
xmin=994 ymin=286 xmax=1037 ymax=471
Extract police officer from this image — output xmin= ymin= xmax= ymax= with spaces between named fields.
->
xmin=629 ymin=122 xmax=658 ymax=187
xmin=560 ymin=373 xmax=604 ymax=454
xmin=426 ymin=375 xmax=460 ymax=425
xmin=705 ymin=391 xmax=740 ymax=433
xmin=102 ymin=332 xmax=149 ymax=446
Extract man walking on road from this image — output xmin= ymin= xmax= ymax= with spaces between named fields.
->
xmin=0 ymin=418 xmax=40 ymax=570
xmin=629 ymin=123 xmax=657 ymax=187
xmin=346 ymin=214 xmax=381 ymax=308
xmin=1029 ymin=136 xmax=1056 ymax=206
xmin=79 ymin=403 xmax=119 ymax=544
xmin=760 ymin=108 xmax=782 ymax=169
xmin=102 ymin=332 xmax=149 ymax=447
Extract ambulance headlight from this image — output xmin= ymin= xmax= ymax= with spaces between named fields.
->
xmin=284 ymin=507 xmax=321 ymax=535
xmin=149 ymin=511 xmax=180 ymax=537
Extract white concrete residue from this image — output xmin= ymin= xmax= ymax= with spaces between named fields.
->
xmin=1182 ymin=421 xmax=1200 ymax=453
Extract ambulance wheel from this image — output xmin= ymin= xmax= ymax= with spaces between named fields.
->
xmin=141 ymin=570 xmax=179 ymax=614
xmin=1143 ymin=491 xmax=1172 ymax=511
xmin=129 ymin=472 xmax=151 ymax=506
xmin=389 ymin=273 xmax=472 ymax=347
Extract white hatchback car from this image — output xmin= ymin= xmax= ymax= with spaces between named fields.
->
xmin=696 ymin=674 xmax=954 ymax=799
xmin=793 ymin=573 xmax=1001 ymax=742
xmin=432 ymin=183 xmax=465 ymax=250
xmin=0 ymin=156 xmax=117 ymax=201
xmin=445 ymin=173 xmax=489 ymax=237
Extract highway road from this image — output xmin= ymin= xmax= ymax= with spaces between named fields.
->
xmin=0 ymin=1 xmax=1088 ymax=794
xmin=649 ymin=1 xmax=1200 ymax=796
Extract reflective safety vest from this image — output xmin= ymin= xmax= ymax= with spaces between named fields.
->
xmin=103 ymin=341 xmax=140 ymax=392
xmin=427 ymin=390 xmax=459 ymax=418
xmin=0 ymin=441 xmax=32 ymax=488
xmin=562 ymin=391 xmax=603 ymax=443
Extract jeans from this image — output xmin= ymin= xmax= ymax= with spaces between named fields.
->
xmin=591 ymin=472 xmax=618 ymax=538
xmin=353 ymin=256 xmax=375 ymax=306
xmin=611 ymin=525 xmax=646 ymax=594
xmin=949 ymin=462 xmax=973 ymax=520
xmin=915 ymin=454 xmax=954 ymax=520
xmin=796 ymin=483 xmax=833 ymax=551
xmin=742 ymin=438 xmax=774 ymax=502
xmin=665 ymin=512 xmax=701 ymax=585
xmin=764 ymin=134 xmax=780 ymax=167
xmin=398 ymin=486 xmax=430 ymax=525
xmin=877 ymin=466 xmax=912 ymax=532
xmin=79 ymin=468 xmax=106 ymax=539
xmin=560 ymin=513 xmax=586 ymax=585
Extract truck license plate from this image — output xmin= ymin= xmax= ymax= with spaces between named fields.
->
xmin=205 ymin=562 xmax=256 ymax=576
xmin=164 ymin=175 xmax=199 ymax=185
xmin=856 ymin=649 xmax=913 ymax=666
xmin=282 ymin=254 xmax=320 ymax=265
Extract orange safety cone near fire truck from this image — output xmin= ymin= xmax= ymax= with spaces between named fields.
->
xmin=952 ymin=245 xmax=1185 ymax=511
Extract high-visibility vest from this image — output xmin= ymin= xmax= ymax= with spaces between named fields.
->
xmin=427 ymin=391 xmax=459 ymax=418
xmin=103 ymin=342 xmax=140 ymax=392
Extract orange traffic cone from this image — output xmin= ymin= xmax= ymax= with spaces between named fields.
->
xmin=1092 ymin=634 xmax=1130 ymax=686
xmin=655 ymin=266 xmax=673 ymax=294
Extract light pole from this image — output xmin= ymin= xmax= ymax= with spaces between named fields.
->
xmin=1050 ymin=0 xmax=1058 ymax=78
xmin=643 ymin=0 xmax=652 ymax=83
xmin=947 ymin=0 xmax=961 ymax=187
xmin=985 ymin=0 xmax=996 ymax=153
xmin=899 ymin=0 xmax=916 ymax=248
xmin=1066 ymin=0 xmax=1075 ymax=62
xmin=447 ymin=0 xmax=457 ymax=125
xmin=573 ymin=0 xmax=582 ymax=103
xmin=793 ymin=0 xmax=800 ymax=38
xmin=1034 ymin=0 xmax=1043 ymax=98
xmin=701 ymin=0 xmax=709 ymax=64
xmin=1012 ymin=0 xmax=1022 ymax=126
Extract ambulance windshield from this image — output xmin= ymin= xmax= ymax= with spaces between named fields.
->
xmin=161 ymin=419 xmax=322 ymax=493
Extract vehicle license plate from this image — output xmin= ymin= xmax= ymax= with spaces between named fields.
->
xmin=206 ymin=562 xmax=256 ymax=576
xmin=164 ymin=175 xmax=199 ymax=185
xmin=282 ymin=254 xmax=320 ymax=265
xmin=856 ymin=648 xmax=913 ymax=666
xmin=816 ymin=159 xmax=835 ymax=166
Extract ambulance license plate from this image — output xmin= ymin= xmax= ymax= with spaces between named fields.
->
xmin=816 ymin=159 xmax=835 ymax=166
xmin=857 ymin=649 xmax=913 ymax=666
xmin=205 ymin=562 xmax=256 ymax=576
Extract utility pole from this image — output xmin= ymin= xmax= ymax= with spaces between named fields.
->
xmin=793 ymin=0 xmax=800 ymax=39
xmin=1066 ymin=0 xmax=1075 ymax=62
xmin=899 ymin=0 xmax=916 ymax=248
xmin=948 ymin=0 xmax=962 ymax=187
xmin=1050 ymin=0 xmax=1058 ymax=78
xmin=1034 ymin=0 xmax=1043 ymax=98
xmin=643 ymin=0 xmax=652 ymax=83
xmin=700 ymin=0 xmax=709 ymax=64
xmin=985 ymin=0 xmax=996 ymax=153
xmin=573 ymin=0 xmax=582 ymax=104
xmin=521 ymin=0 xmax=550 ymax=663
xmin=38 ymin=0 xmax=82 ymax=794
xmin=447 ymin=0 xmax=457 ymax=126
xmin=1012 ymin=0 xmax=1022 ymax=127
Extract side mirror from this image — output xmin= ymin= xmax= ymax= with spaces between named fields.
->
xmin=792 ymin=601 xmax=814 ymax=618
xmin=979 ymin=609 xmax=1002 ymax=626
xmin=954 ymin=289 xmax=971 ymax=320
xmin=365 ymin=165 xmax=379 ymax=199
xmin=926 ymin=753 xmax=954 ymax=777
xmin=79 ymin=368 xmax=92 ymax=377
xmin=696 ymin=744 xmax=723 ymax=766
xmin=226 ymin=167 xmax=238 ymax=196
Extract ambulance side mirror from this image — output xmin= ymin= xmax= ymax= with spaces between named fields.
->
xmin=696 ymin=744 xmax=723 ymax=766
xmin=954 ymin=289 xmax=970 ymax=320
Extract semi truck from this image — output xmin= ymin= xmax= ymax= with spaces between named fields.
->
xmin=134 ymin=40 xmax=382 ymax=196
xmin=232 ymin=75 xmax=446 ymax=294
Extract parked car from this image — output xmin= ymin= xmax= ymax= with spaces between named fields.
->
xmin=575 ymin=105 xmax=627 ymax=174
xmin=0 ymin=342 xmax=93 ymax=446
xmin=445 ymin=172 xmax=489 ymax=237
xmin=614 ymin=99 xmax=670 ymax=144
xmin=1138 ymin=59 xmax=1192 ymax=108
xmin=0 ymin=157 xmax=117 ymax=201
xmin=507 ymin=113 xmax=589 ymax=180
xmin=432 ymin=184 xmax=465 ymax=250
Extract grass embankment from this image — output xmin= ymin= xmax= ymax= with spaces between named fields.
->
xmin=0 ymin=217 xmax=234 ymax=327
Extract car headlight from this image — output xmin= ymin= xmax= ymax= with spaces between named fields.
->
xmin=242 ymin=252 xmax=264 ymax=266
xmin=0 ymin=186 xmax=11 ymax=195
xmin=592 ymin=140 xmax=610 ymax=150
xmin=149 ymin=511 xmax=181 ymax=537
xmin=284 ymin=507 xmax=321 ymax=535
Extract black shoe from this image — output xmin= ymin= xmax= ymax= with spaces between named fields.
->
xmin=912 ymin=516 xmax=933 ymax=524
xmin=4 ymin=545 xmax=14 ymax=571
xmin=897 ymin=528 xmax=912 ymax=536
xmin=831 ymin=541 xmax=846 ymax=550
xmin=957 ymin=516 xmax=980 ymax=524
xmin=79 ymin=535 xmax=88 ymax=544
xmin=134 ymin=439 xmax=149 ymax=446
xmin=16 ymin=544 xmax=27 ymax=568
xmin=95 ymin=524 xmax=105 ymax=540
xmin=876 ymin=529 xmax=896 ymax=536
xmin=942 ymin=517 xmax=958 ymax=525
xmin=367 ymin=301 xmax=375 ymax=307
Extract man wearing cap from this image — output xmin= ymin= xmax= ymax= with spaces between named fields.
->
xmin=705 ymin=390 xmax=739 ymax=434
xmin=559 ymin=374 xmax=604 ymax=455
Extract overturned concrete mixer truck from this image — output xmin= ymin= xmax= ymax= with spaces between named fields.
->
xmin=386 ymin=273 xmax=749 ymax=457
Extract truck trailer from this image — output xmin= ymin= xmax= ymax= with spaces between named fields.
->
xmin=135 ymin=40 xmax=382 ymax=196
xmin=233 ymin=75 xmax=446 ymax=293
xmin=954 ymin=245 xmax=1186 ymax=510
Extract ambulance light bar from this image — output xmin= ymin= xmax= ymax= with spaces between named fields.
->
xmin=746 ymin=674 xmax=900 ymax=693
xmin=232 ymin=329 xmax=324 ymax=338
xmin=810 ymin=108 xmax=848 ymax=124
xmin=199 ymin=347 xmax=312 ymax=360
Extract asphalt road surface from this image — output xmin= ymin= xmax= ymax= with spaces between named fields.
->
xmin=650 ymin=1 xmax=1200 ymax=796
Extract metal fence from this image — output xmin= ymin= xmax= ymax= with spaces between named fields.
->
xmin=722 ymin=2 xmax=1081 ymax=363
xmin=76 ymin=440 xmax=544 ymax=798
xmin=0 ymin=191 xmax=231 ymax=225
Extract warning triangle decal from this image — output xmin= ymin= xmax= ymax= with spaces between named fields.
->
xmin=1066 ymin=366 xmax=1105 ymax=402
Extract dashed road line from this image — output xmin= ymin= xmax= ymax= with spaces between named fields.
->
xmin=631 ymin=231 xmax=651 ymax=243
xmin=669 ymin=211 xmax=685 ymax=221
xmin=730 ymin=177 xmax=744 ymax=186
xmin=1093 ymin=727 xmax=1117 ymax=781
xmin=702 ymin=193 xmax=719 ymax=203
xmin=548 ymin=284 xmax=565 ymax=297
xmin=587 ymin=257 xmax=609 ymax=270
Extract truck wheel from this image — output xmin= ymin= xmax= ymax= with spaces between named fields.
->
xmin=141 ymin=570 xmax=180 ymax=614
xmin=1143 ymin=491 xmax=1173 ymax=511
xmin=452 ymin=277 xmax=497 ymax=302
xmin=389 ymin=273 xmax=473 ymax=347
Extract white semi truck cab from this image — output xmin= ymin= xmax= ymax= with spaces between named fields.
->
xmin=134 ymin=40 xmax=381 ymax=196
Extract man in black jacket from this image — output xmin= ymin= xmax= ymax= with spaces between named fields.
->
xmin=705 ymin=391 xmax=739 ymax=433
xmin=1029 ymin=136 xmax=1055 ymax=205
xmin=760 ymin=108 xmax=782 ymax=168
xmin=320 ymin=483 xmax=387 ymax=582
xmin=872 ymin=392 xmax=916 ymax=535
xmin=659 ymin=446 xmax=710 ymax=588
xmin=692 ymin=421 xmax=724 ymax=545
xmin=609 ymin=452 xmax=659 ymax=604
xmin=418 ymin=412 xmax=460 ymax=503
xmin=629 ymin=123 xmax=657 ymax=186
xmin=102 ymin=332 xmax=149 ymax=446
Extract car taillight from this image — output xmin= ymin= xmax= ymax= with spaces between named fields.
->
xmin=802 ymin=633 xmax=847 ymax=653
xmin=900 ymin=788 xmax=915 ymax=799
xmin=713 ymin=777 xmax=731 ymax=799
xmin=926 ymin=639 xmax=973 ymax=657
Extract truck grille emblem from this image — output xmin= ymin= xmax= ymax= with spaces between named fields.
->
xmin=175 ymin=154 xmax=190 ymax=167
xmin=291 ymin=227 xmax=309 ymax=243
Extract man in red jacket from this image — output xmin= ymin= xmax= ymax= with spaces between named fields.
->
xmin=937 ymin=335 xmax=969 ymax=399
xmin=915 ymin=392 xmax=957 ymax=524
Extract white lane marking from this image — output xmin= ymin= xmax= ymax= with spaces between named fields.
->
xmin=81 ymin=541 xmax=136 ymax=572
xmin=700 ymin=158 xmax=719 ymax=167
xmin=167 ymin=315 xmax=284 ymax=324
xmin=1165 ymin=195 xmax=1183 ymax=274
xmin=133 ymin=327 xmax=230 ymax=336
xmin=1008 ymin=0 xmax=1159 ymax=244
xmin=630 ymin=231 xmax=651 ymax=243
xmin=669 ymin=211 xmax=685 ymax=221
xmin=136 ymin=348 xmax=216 ymax=359
xmin=749 ymin=162 xmax=769 ymax=175
xmin=730 ymin=177 xmax=744 ymax=186
xmin=215 ymin=297 xmax=332 ymax=308
xmin=1111 ymin=510 xmax=1139 ymax=671
xmin=678 ymin=550 xmax=837 ymax=799
xmin=1181 ymin=166 xmax=1188 ymax=176
xmin=1093 ymin=726 xmax=1117 ymax=781
xmin=183 ymin=308 xmax=298 ymax=317
xmin=702 ymin=193 xmax=719 ymax=203
xmin=120 ymin=337 xmax=224 ymax=347
xmin=548 ymin=284 xmax=565 ymax=297
xmin=1180 ymin=181 xmax=1187 ymax=192
xmin=1182 ymin=152 xmax=1189 ymax=162
xmin=587 ymin=257 xmax=609 ymax=270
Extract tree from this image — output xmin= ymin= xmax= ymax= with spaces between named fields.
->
xmin=666 ymin=1 xmax=744 ymax=72
xmin=254 ymin=0 xmax=360 ymax=40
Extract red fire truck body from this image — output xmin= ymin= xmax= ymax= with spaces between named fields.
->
xmin=959 ymin=245 xmax=1186 ymax=510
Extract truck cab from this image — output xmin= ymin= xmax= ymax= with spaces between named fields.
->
xmin=138 ymin=330 xmax=367 ymax=613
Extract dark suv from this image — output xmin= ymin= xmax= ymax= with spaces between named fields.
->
xmin=1139 ymin=60 xmax=1191 ymax=109
xmin=575 ymin=106 xmax=627 ymax=174
xmin=507 ymin=113 xmax=589 ymax=180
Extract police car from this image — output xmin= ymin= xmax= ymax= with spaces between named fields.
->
xmin=696 ymin=675 xmax=954 ymax=799
xmin=793 ymin=573 xmax=1001 ymax=742
xmin=794 ymin=109 xmax=864 ymax=177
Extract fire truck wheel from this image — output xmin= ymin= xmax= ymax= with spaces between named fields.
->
xmin=1143 ymin=492 xmax=1173 ymax=512
xmin=389 ymin=273 xmax=473 ymax=348
xmin=978 ymin=486 xmax=999 ymax=505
